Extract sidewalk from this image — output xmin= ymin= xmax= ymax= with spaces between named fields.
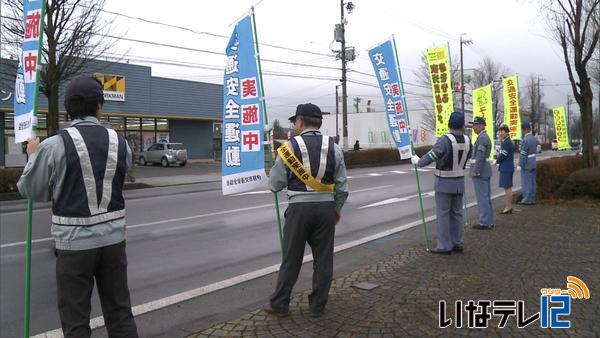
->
xmin=188 ymin=203 xmax=600 ymax=337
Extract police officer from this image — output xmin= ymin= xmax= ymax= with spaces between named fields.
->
xmin=518 ymin=122 xmax=538 ymax=205
xmin=469 ymin=116 xmax=494 ymax=230
xmin=17 ymin=75 xmax=138 ymax=338
xmin=411 ymin=112 xmax=472 ymax=254
xmin=264 ymin=103 xmax=348 ymax=317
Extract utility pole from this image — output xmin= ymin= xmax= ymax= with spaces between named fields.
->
xmin=460 ymin=34 xmax=472 ymax=115
xmin=335 ymin=85 xmax=340 ymax=140
xmin=340 ymin=0 xmax=348 ymax=149
xmin=567 ymin=94 xmax=571 ymax=144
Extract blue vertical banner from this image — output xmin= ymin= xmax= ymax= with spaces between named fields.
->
xmin=221 ymin=15 xmax=268 ymax=195
xmin=14 ymin=0 xmax=46 ymax=143
xmin=368 ymin=39 xmax=412 ymax=159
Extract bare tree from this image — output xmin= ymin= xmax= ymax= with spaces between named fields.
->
xmin=523 ymin=74 xmax=545 ymax=135
xmin=544 ymin=0 xmax=600 ymax=167
xmin=471 ymin=56 xmax=511 ymax=129
xmin=413 ymin=52 xmax=460 ymax=132
xmin=1 ymin=0 xmax=118 ymax=136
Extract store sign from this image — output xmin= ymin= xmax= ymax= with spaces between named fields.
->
xmin=95 ymin=73 xmax=126 ymax=101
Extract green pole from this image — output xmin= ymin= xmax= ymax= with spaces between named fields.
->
xmin=251 ymin=7 xmax=284 ymax=254
xmin=24 ymin=1 xmax=47 ymax=336
xmin=392 ymin=36 xmax=430 ymax=251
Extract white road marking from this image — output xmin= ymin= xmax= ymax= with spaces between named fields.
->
xmin=359 ymin=190 xmax=435 ymax=209
xmin=389 ymin=170 xmax=407 ymax=174
xmin=33 ymin=188 xmax=519 ymax=337
xmin=368 ymin=173 xmax=383 ymax=176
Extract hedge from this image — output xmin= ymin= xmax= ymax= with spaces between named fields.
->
xmin=536 ymin=151 xmax=599 ymax=200
xmin=343 ymin=145 xmax=433 ymax=167
xmin=0 ymin=168 xmax=23 ymax=194
xmin=556 ymin=168 xmax=600 ymax=200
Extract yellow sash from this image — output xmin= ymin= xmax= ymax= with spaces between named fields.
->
xmin=277 ymin=143 xmax=334 ymax=192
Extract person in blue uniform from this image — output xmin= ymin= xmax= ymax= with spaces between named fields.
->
xmin=518 ymin=122 xmax=539 ymax=205
xmin=411 ymin=112 xmax=472 ymax=254
xmin=495 ymin=124 xmax=515 ymax=214
xmin=469 ymin=116 xmax=494 ymax=230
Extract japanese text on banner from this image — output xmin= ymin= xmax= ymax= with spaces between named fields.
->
xmin=368 ymin=39 xmax=412 ymax=159
xmin=502 ymin=75 xmax=522 ymax=141
xmin=552 ymin=106 xmax=570 ymax=151
xmin=221 ymin=15 xmax=267 ymax=195
xmin=425 ymin=45 xmax=454 ymax=137
xmin=471 ymin=84 xmax=495 ymax=159
xmin=13 ymin=0 xmax=46 ymax=143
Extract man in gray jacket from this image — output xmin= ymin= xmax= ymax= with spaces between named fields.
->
xmin=17 ymin=75 xmax=138 ymax=338
xmin=518 ymin=122 xmax=538 ymax=205
xmin=469 ymin=116 xmax=494 ymax=230
xmin=411 ymin=112 xmax=472 ymax=254
xmin=264 ymin=103 xmax=348 ymax=317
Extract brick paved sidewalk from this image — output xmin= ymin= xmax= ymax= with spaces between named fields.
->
xmin=188 ymin=204 xmax=600 ymax=337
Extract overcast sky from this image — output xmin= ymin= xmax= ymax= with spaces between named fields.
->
xmin=102 ymin=0 xmax=583 ymax=124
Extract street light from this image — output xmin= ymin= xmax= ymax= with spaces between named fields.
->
xmin=335 ymin=1 xmax=355 ymax=149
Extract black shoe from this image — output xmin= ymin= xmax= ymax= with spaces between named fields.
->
xmin=452 ymin=245 xmax=464 ymax=253
xmin=499 ymin=208 xmax=513 ymax=214
xmin=309 ymin=308 xmax=325 ymax=318
xmin=472 ymin=224 xmax=492 ymax=230
xmin=430 ymin=248 xmax=452 ymax=255
xmin=263 ymin=303 xmax=289 ymax=317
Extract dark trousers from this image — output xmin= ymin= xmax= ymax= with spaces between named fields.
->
xmin=56 ymin=241 xmax=138 ymax=338
xmin=270 ymin=202 xmax=336 ymax=313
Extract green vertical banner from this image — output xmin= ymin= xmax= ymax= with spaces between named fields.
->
xmin=471 ymin=84 xmax=495 ymax=160
xmin=552 ymin=106 xmax=570 ymax=150
xmin=502 ymin=75 xmax=522 ymax=140
xmin=13 ymin=0 xmax=47 ymax=337
xmin=425 ymin=45 xmax=454 ymax=137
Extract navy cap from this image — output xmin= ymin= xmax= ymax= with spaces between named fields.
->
xmin=521 ymin=121 xmax=531 ymax=130
xmin=499 ymin=123 xmax=510 ymax=132
xmin=64 ymin=75 xmax=104 ymax=109
xmin=448 ymin=111 xmax=465 ymax=127
xmin=468 ymin=116 xmax=486 ymax=126
xmin=288 ymin=103 xmax=322 ymax=122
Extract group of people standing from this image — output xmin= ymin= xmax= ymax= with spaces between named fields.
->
xmin=412 ymin=112 xmax=539 ymax=253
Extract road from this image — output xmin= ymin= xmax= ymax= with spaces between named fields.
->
xmin=0 ymin=152 xmax=564 ymax=337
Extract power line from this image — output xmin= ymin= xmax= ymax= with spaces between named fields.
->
xmin=100 ymin=9 xmax=334 ymax=58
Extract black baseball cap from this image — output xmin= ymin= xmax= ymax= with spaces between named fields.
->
xmin=499 ymin=124 xmax=510 ymax=132
xmin=468 ymin=116 xmax=486 ymax=126
xmin=64 ymin=75 xmax=104 ymax=110
xmin=288 ymin=103 xmax=322 ymax=122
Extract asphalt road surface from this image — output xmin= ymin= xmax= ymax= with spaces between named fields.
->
xmin=0 ymin=152 xmax=567 ymax=337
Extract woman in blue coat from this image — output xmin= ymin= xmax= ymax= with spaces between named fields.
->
xmin=495 ymin=124 xmax=514 ymax=214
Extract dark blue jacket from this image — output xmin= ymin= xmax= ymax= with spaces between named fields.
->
xmin=496 ymin=137 xmax=514 ymax=173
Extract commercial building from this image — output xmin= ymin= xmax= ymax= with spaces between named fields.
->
xmin=0 ymin=58 xmax=223 ymax=167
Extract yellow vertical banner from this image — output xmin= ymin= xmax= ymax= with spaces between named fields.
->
xmin=471 ymin=84 xmax=495 ymax=160
xmin=425 ymin=45 xmax=454 ymax=137
xmin=552 ymin=106 xmax=570 ymax=150
xmin=502 ymin=75 xmax=522 ymax=140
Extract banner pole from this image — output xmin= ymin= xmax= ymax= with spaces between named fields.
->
xmin=392 ymin=37 xmax=430 ymax=251
xmin=251 ymin=7 xmax=284 ymax=255
xmin=22 ymin=1 xmax=47 ymax=336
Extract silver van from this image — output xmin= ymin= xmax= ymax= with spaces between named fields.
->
xmin=139 ymin=143 xmax=187 ymax=167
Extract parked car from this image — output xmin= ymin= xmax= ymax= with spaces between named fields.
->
xmin=139 ymin=142 xmax=188 ymax=167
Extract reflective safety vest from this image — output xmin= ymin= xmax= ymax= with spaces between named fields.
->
xmin=434 ymin=133 xmax=470 ymax=178
xmin=52 ymin=125 xmax=127 ymax=226
xmin=286 ymin=132 xmax=335 ymax=192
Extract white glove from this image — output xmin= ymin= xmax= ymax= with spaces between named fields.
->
xmin=516 ymin=165 xmax=521 ymax=171
xmin=411 ymin=155 xmax=420 ymax=166
xmin=491 ymin=160 xmax=497 ymax=165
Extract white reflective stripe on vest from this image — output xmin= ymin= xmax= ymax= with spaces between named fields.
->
xmin=315 ymin=135 xmax=330 ymax=182
xmin=294 ymin=136 xmax=313 ymax=191
xmin=66 ymin=127 xmax=100 ymax=215
xmin=99 ymin=129 xmax=119 ymax=212
xmin=65 ymin=127 xmax=120 ymax=216
xmin=528 ymin=154 xmax=536 ymax=158
xmin=52 ymin=209 xmax=126 ymax=226
xmin=436 ymin=133 xmax=470 ymax=178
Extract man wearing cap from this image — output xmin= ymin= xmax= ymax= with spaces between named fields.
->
xmin=264 ymin=103 xmax=348 ymax=317
xmin=469 ymin=116 xmax=494 ymax=230
xmin=411 ymin=112 xmax=472 ymax=254
xmin=518 ymin=122 xmax=538 ymax=205
xmin=17 ymin=75 xmax=138 ymax=337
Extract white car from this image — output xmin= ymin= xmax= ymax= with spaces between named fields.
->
xmin=139 ymin=142 xmax=188 ymax=167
